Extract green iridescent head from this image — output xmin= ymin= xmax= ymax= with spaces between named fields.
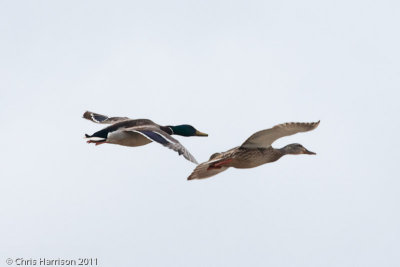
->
xmin=168 ymin=124 xmax=208 ymax=137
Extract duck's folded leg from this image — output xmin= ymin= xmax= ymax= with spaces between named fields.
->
xmin=86 ymin=140 xmax=106 ymax=145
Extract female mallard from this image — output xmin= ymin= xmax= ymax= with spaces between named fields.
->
xmin=83 ymin=111 xmax=208 ymax=164
xmin=188 ymin=121 xmax=320 ymax=180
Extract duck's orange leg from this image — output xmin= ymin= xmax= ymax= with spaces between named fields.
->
xmin=86 ymin=140 xmax=106 ymax=145
xmin=95 ymin=141 xmax=106 ymax=146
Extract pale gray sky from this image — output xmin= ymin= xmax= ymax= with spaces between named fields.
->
xmin=1 ymin=1 xmax=399 ymax=266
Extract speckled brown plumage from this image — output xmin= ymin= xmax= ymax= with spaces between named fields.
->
xmin=188 ymin=121 xmax=320 ymax=180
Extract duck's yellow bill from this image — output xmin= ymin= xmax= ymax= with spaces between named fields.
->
xmin=195 ymin=130 xmax=208 ymax=136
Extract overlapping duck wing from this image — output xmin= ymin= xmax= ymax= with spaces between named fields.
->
xmin=124 ymin=126 xmax=198 ymax=164
xmin=241 ymin=121 xmax=320 ymax=149
xmin=83 ymin=111 xmax=130 ymax=124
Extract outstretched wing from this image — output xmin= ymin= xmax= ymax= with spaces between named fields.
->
xmin=83 ymin=111 xmax=130 ymax=124
xmin=125 ymin=126 xmax=198 ymax=164
xmin=241 ymin=121 xmax=320 ymax=149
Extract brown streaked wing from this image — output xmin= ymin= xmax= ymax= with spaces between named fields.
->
xmin=241 ymin=121 xmax=320 ymax=149
xmin=187 ymin=157 xmax=229 ymax=180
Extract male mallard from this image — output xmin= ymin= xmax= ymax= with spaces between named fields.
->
xmin=188 ymin=121 xmax=320 ymax=180
xmin=83 ymin=111 xmax=208 ymax=164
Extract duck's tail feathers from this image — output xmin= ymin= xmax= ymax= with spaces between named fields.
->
xmin=187 ymin=160 xmax=229 ymax=180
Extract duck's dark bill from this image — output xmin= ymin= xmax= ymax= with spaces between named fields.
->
xmin=304 ymin=149 xmax=316 ymax=155
xmin=195 ymin=130 xmax=208 ymax=136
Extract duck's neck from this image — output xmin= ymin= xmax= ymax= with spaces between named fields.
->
xmin=260 ymin=147 xmax=286 ymax=164
xmin=278 ymin=146 xmax=292 ymax=156
xmin=160 ymin=126 xmax=173 ymax=135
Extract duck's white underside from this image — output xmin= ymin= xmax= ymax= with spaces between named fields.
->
xmin=107 ymin=131 xmax=152 ymax=147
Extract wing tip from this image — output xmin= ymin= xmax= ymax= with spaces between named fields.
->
xmin=82 ymin=110 xmax=102 ymax=123
xmin=184 ymin=154 xmax=198 ymax=165
xmin=278 ymin=120 xmax=321 ymax=130
xmin=82 ymin=111 xmax=92 ymax=119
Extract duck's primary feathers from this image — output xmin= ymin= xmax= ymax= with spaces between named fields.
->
xmin=83 ymin=111 xmax=208 ymax=164
xmin=188 ymin=121 xmax=320 ymax=180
